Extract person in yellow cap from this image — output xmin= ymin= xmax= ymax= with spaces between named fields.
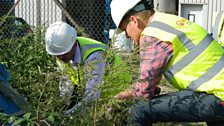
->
xmin=110 ymin=0 xmax=224 ymax=125
xmin=44 ymin=21 xmax=131 ymax=114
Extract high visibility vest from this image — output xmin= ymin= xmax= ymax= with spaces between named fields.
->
xmin=142 ymin=12 xmax=224 ymax=100
xmin=57 ymin=37 xmax=132 ymax=98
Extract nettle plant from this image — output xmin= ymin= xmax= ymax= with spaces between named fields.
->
xmin=0 ymin=26 xmax=139 ymax=125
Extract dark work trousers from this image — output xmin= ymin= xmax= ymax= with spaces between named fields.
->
xmin=128 ymin=90 xmax=224 ymax=126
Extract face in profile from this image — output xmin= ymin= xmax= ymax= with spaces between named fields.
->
xmin=57 ymin=43 xmax=76 ymax=63
xmin=119 ymin=16 xmax=143 ymax=45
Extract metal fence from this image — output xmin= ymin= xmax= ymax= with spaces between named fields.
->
xmin=0 ymin=0 xmax=115 ymax=44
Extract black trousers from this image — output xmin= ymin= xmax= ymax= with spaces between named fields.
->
xmin=128 ymin=90 xmax=224 ymax=126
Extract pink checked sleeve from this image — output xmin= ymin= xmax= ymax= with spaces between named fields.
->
xmin=132 ymin=35 xmax=173 ymax=98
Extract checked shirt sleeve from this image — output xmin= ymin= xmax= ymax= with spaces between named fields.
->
xmin=132 ymin=35 xmax=173 ymax=98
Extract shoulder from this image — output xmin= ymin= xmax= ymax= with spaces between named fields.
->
xmin=86 ymin=51 xmax=106 ymax=61
xmin=141 ymin=34 xmax=160 ymax=43
xmin=140 ymin=34 xmax=172 ymax=51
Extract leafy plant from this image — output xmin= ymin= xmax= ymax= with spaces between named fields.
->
xmin=0 ymin=23 xmax=205 ymax=126
xmin=0 ymin=23 xmax=140 ymax=125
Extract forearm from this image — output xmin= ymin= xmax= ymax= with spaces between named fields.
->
xmin=83 ymin=51 xmax=106 ymax=102
xmin=114 ymin=86 xmax=161 ymax=100
xmin=130 ymin=36 xmax=173 ymax=99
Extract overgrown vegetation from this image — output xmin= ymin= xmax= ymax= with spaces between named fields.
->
xmin=0 ymin=24 xmax=140 ymax=125
xmin=0 ymin=21 xmax=207 ymax=126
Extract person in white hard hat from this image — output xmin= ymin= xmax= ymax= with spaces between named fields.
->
xmin=45 ymin=21 xmax=132 ymax=114
xmin=111 ymin=0 xmax=224 ymax=125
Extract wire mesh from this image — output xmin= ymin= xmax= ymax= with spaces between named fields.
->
xmin=0 ymin=0 xmax=115 ymax=44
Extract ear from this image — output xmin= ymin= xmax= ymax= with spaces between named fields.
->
xmin=130 ymin=16 xmax=139 ymax=26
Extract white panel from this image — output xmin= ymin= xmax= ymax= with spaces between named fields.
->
xmin=179 ymin=0 xmax=209 ymax=4
xmin=15 ymin=0 xmax=36 ymax=27
xmin=215 ymin=0 xmax=218 ymax=12
xmin=207 ymin=0 xmax=213 ymax=33
xmin=193 ymin=0 xmax=197 ymax=3
xmin=41 ymin=0 xmax=63 ymax=27
xmin=204 ymin=0 xmax=209 ymax=4
xmin=217 ymin=0 xmax=221 ymax=11
xmin=202 ymin=4 xmax=209 ymax=31
xmin=154 ymin=0 xmax=159 ymax=9
xmin=15 ymin=0 xmax=63 ymax=27
xmin=222 ymin=0 xmax=224 ymax=10
xmin=178 ymin=2 xmax=182 ymax=16
xmin=179 ymin=0 xmax=223 ymax=33
xmin=157 ymin=0 xmax=177 ymax=13
xmin=181 ymin=4 xmax=204 ymax=28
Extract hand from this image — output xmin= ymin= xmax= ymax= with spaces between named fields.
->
xmin=114 ymin=90 xmax=133 ymax=100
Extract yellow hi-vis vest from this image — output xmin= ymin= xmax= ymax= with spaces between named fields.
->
xmin=57 ymin=37 xmax=131 ymax=98
xmin=142 ymin=12 xmax=224 ymax=100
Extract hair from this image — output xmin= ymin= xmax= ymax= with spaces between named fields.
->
xmin=120 ymin=0 xmax=155 ymax=25
xmin=135 ymin=10 xmax=155 ymax=21
xmin=121 ymin=9 xmax=155 ymax=26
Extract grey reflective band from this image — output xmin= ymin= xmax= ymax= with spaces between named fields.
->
xmin=149 ymin=21 xmax=195 ymax=51
xmin=164 ymin=34 xmax=213 ymax=81
xmin=187 ymin=55 xmax=224 ymax=91
xmin=148 ymin=21 xmax=213 ymax=81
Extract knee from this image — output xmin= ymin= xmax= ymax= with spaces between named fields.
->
xmin=127 ymin=105 xmax=141 ymax=126
xmin=127 ymin=102 xmax=153 ymax=126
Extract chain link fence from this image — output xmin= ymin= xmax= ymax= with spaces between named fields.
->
xmin=0 ymin=0 xmax=115 ymax=44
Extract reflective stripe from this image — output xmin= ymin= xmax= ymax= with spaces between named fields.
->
xmin=149 ymin=21 xmax=195 ymax=51
xmin=165 ymin=34 xmax=213 ymax=81
xmin=149 ymin=21 xmax=213 ymax=81
xmin=187 ymin=55 xmax=224 ymax=90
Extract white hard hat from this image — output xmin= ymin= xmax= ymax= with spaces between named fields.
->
xmin=110 ymin=0 xmax=141 ymax=27
xmin=45 ymin=21 xmax=77 ymax=55
xmin=110 ymin=0 xmax=154 ymax=28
